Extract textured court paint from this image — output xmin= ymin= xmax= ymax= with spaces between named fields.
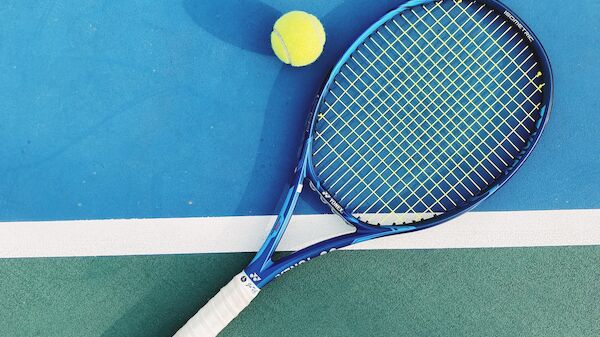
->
xmin=0 ymin=247 xmax=598 ymax=337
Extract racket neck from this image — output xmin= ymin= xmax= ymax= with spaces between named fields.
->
xmin=247 ymin=157 xmax=308 ymax=282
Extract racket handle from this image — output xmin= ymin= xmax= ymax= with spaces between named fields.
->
xmin=173 ymin=271 xmax=260 ymax=337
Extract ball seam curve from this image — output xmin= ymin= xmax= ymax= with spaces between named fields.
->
xmin=272 ymin=29 xmax=292 ymax=65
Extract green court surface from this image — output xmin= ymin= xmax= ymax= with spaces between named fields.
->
xmin=2 ymin=247 xmax=599 ymax=337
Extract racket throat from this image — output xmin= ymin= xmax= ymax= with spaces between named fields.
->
xmin=247 ymin=160 xmax=309 ymax=285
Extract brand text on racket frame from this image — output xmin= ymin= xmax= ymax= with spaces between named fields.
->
xmin=275 ymin=248 xmax=337 ymax=278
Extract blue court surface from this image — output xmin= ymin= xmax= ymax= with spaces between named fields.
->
xmin=0 ymin=1 xmax=599 ymax=337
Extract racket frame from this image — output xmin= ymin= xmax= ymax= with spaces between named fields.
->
xmin=245 ymin=0 xmax=553 ymax=289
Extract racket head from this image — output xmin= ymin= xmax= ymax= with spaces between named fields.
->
xmin=304 ymin=0 xmax=553 ymax=231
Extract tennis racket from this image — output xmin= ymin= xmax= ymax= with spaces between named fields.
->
xmin=174 ymin=0 xmax=553 ymax=335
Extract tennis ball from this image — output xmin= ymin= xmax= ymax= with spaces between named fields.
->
xmin=271 ymin=11 xmax=326 ymax=67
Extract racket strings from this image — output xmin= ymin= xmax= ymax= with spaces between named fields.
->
xmin=359 ymin=2 xmax=541 ymax=219
xmin=314 ymin=1 xmax=540 ymax=220
xmin=340 ymin=12 xmax=535 ymax=211
xmin=358 ymin=2 xmax=536 ymax=202
xmin=312 ymin=0 xmax=545 ymax=226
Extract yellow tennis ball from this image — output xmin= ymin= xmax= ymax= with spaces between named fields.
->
xmin=271 ymin=11 xmax=326 ymax=67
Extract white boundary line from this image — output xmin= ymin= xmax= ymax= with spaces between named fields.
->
xmin=0 ymin=209 xmax=598 ymax=258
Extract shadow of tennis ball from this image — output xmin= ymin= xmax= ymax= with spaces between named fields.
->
xmin=182 ymin=0 xmax=281 ymax=55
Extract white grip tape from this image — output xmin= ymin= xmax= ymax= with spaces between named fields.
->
xmin=174 ymin=271 xmax=260 ymax=337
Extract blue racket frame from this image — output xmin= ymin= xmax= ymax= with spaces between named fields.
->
xmin=245 ymin=0 xmax=553 ymax=288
